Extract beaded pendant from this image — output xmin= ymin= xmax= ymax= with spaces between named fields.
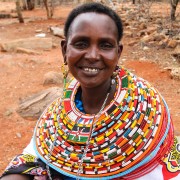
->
xmin=34 ymin=67 xmax=173 ymax=180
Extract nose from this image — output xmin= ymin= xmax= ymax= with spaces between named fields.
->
xmin=84 ymin=46 xmax=100 ymax=61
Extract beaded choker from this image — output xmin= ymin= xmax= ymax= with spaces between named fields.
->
xmin=34 ymin=67 xmax=174 ymax=179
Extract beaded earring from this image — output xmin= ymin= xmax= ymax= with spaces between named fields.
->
xmin=111 ymin=65 xmax=120 ymax=85
xmin=111 ymin=77 xmax=116 ymax=85
xmin=61 ymin=63 xmax=69 ymax=87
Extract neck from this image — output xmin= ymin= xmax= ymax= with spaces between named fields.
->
xmin=80 ymin=79 xmax=116 ymax=114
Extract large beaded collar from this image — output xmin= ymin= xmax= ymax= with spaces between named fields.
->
xmin=34 ymin=67 xmax=173 ymax=179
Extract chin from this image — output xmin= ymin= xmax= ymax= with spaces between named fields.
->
xmin=80 ymin=80 xmax=109 ymax=89
xmin=80 ymin=83 xmax=97 ymax=89
xmin=78 ymin=80 xmax=97 ymax=88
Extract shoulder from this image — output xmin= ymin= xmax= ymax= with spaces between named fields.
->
xmin=137 ymin=136 xmax=180 ymax=180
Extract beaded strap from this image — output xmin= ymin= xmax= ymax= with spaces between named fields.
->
xmin=33 ymin=67 xmax=173 ymax=179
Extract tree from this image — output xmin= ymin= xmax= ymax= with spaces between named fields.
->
xmin=43 ymin=0 xmax=54 ymax=19
xmin=27 ymin=0 xmax=35 ymax=10
xmin=170 ymin=0 xmax=179 ymax=20
xmin=16 ymin=0 xmax=24 ymax=23
xmin=21 ymin=0 xmax=35 ymax=10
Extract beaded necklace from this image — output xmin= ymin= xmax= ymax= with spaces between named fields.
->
xmin=33 ymin=67 xmax=173 ymax=180
xmin=76 ymin=85 xmax=112 ymax=180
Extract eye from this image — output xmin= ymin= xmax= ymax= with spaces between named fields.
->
xmin=73 ymin=40 xmax=88 ymax=49
xmin=100 ymin=42 xmax=114 ymax=50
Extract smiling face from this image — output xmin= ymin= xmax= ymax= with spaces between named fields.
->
xmin=62 ymin=12 xmax=122 ymax=89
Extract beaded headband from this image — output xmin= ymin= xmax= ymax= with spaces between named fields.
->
xmin=34 ymin=67 xmax=173 ymax=179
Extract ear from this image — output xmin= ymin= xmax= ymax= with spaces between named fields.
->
xmin=61 ymin=40 xmax=67 ymax=65
xmin=118 ymin=44 xmax=123 ymax=59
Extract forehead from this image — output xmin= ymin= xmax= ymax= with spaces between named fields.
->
xmin=69 ymin=12 xmax=118 ymax=39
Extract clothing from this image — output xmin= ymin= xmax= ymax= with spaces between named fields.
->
xmin=2 ymin=67 xmax=180 ymax=180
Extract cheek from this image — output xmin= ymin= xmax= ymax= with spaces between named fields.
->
xmin=102 ymin=51 xmax=119 ymax=65
xmin=66 ymin=47 xmax=83 ymax=64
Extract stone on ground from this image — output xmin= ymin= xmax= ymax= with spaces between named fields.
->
xmin=1 ymin=37 xmax=52 ymax=52
xmin=16 ymin=87 xmax=62 ymax=119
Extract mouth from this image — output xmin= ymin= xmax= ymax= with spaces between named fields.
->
xmin=80 ymin=67 xmax=102 ymax=75
xmin=83 ymin=67 xmax=99 ymax=72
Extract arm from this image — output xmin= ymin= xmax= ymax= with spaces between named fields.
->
xmin=1 ymin=139 xmax=37 ymax=180
xmin=1 ymin=174 xmax=31 ymax=180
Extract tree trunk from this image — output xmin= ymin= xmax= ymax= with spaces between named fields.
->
xmin=16 ymin=0 xmax=24 ymax=23
xmin=27 ymin=0 xmax=35 ymax=10
xmin=49 ymin=0 xmax=54 ymax=18
xmin=43 ymin=0 xmax=50 ymax=18
xmin=43 ymin=0 xmax=54 ymax=19
xmin=21 ymin=0 xmax=28 ymax=10
xmin=132 ymin=0 xmax=135 ymax=4
xmin=21 ymin=0 xmax=35 ymax=10
xmin=170 ymin=0 xmax=179 ymax=20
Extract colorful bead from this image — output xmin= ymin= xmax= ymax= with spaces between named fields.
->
xmin=34 ymin=67 xmax=173 ymax=180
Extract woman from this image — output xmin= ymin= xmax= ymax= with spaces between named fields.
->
xmin=1 ymin=2 xmax=180 ymax=180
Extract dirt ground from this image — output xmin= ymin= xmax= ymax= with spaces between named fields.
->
xmin=0 ymin=1 xmax=180 ymax=175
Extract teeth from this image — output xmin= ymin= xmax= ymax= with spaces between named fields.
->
xmin=84 ymin=68 xmax=98 ymax=72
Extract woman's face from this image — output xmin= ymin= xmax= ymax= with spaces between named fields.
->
xmin=62 ymin=12 xmax=122 ymax=89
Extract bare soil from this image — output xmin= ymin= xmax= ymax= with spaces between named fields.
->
xmin=0 ymin=1 xmax=179 ymax=175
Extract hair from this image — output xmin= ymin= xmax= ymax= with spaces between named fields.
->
xmin=64 ymin=2 xmax=123 ymax=42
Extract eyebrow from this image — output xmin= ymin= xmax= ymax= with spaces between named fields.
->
xmin=70 ymin=35 xmax=117 ymax=42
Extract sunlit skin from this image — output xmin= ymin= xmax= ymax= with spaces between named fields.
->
xmin=61 ymin=12 xmax=123 ymax=114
